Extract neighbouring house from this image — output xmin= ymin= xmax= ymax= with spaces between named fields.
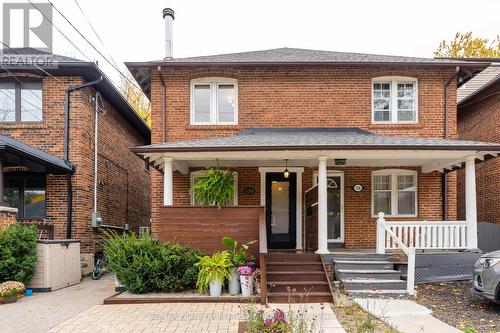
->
xmin=126 ymin=9 xmax=500 ymax=300
xmin=0 ymin=48 xmax=151 ymax=274
xmin=456 ymin=60 xmax=500 ymax=252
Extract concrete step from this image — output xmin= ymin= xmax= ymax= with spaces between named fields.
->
xmin=348 ymin=289 xmax=408 ymax=297
xmin=343 ymin=279 xmax=407 ymax=291
xmin=335 ymin=269 xmax=402 ymax=280
xmin=268 ymin=291 xmax=332 ymax=303
xmin=267 ymin=281 xmax=331 ymax=293
xmin=266 ymin=261 xmax=324 ymax=271
xmin=333 ymin=260 xmax=394 ymax=270
xmin=331 ymin=253 xmax=388 ymax=261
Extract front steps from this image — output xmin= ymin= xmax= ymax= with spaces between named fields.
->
xmin=332 ymin=252 xmax=408 ymax=296
xmin=266 ymin=252 xmax=333 ymax=303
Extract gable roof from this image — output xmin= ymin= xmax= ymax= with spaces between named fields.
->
xmin=127 ymin=48 xmax=489 ymax=99
xmin=1 ymin=48 xmax=150 ymax=142
xmin=457 ymin=62 xmax=500 ymax=105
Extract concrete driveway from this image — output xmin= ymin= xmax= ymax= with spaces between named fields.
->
xmin=0 ymin=273 xmax=115 ymax=333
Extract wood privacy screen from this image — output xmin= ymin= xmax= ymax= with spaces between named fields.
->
xmin=158 ymin=206 xmax=263 ymax=256
xmin=305 ymin=186 xmax=318 ymax=251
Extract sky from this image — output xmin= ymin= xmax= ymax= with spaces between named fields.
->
xmin=1 ymin=0 xmax=500 ymax=89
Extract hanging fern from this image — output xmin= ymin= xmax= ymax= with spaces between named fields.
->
xmin=189 ymin=161 xmax=235 ymax=209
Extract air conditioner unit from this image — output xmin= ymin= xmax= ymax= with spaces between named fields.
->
xmin=139 ymin=227 xmax=150 ymax=237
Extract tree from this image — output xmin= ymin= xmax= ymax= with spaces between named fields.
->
xmin=435 ymin=32 xmax=500 ymax=58
xmin=120 ymin=75 xmax=151 ymax=127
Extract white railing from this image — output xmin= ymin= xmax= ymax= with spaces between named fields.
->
xmin=376 ymin=212 xmax=415 ymax=295
xmin=382 ymin=220 xmax=469 ymax=250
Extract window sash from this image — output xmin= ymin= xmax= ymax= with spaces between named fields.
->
xmin=0 ymin=81 xmax=43 ymax=123
xmin=3 ymin=173 xmax=46 ymax=219
xmin=372 ymin=79 xmax=417 ymax=124
xmin=191 ymin=80 xmax=237 ymax=125
xmin=372 ymin=171 xmax=417 ymax=217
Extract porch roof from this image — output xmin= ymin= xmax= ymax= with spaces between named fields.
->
xmin=0 ymin=134 xmax=74 ymax=174
xmin=131 ymin=128 xmax=500 ymax=173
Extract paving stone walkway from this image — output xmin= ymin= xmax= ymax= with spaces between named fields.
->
xmin=48 ymin=302 xmax=345 ymax=333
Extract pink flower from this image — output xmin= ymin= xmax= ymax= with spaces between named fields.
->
xmin=237 ymin=265 xmax=253 ymax=276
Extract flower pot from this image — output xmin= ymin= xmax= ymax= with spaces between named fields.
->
xmin=209 ymin=279 xmax=222 ymax=297
xmin=1 ymin=295 xmax=18 ymax=304
xmin=228 ymin=268 xmax=240 ymax=295
xmin=240 ymin=275 xmax=254 ymax=297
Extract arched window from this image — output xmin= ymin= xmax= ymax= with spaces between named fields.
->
xmin=190 ymin=77 xmax=238 ymax=125
xmin=372 ymin=76 xmax=418 ymax=124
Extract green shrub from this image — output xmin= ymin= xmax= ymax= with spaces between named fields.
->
xmin=0 ymin=224 xmax=37 ymax=284
xmin=103 ymin=231 xmax=202 ymax=294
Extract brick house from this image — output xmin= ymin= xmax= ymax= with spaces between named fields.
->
xmin=457 ymin=62 xmax=500 ymax=226
xmin=0 ymin=49 xmax=151 ymax=273
xmin=125 ymin=10 xmax=500 ymax=298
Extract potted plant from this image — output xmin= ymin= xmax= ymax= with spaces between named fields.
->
xmin=190 ymin=161 xmax=235 ymax=208
xmin=252 ymin=268 xmax=261 ymax=294
xmin=238 ymin=265 xmax=254 ymax=297
xmin=0 ymin=281 xmax=25 ymax=304
xmin=222 ymin=236 xmax=257 ymax=295
xmin=195 ymin=251 xmax=232 ymax=297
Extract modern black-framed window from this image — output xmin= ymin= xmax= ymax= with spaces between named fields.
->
xmin=0 ymin=79 xmax=43 ymax=123
xmin=3 ymin=173 xmax=46 ymax=219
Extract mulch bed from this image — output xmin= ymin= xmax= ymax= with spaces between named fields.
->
xmin=415 ymin=281 xmax=500 ymax=333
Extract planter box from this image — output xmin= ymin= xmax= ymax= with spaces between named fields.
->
xmin=1 ymin=295 xmax=18 ymax=304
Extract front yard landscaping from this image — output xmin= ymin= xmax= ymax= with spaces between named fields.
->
xmin=415 ymin=281 xmax=499 ymax=333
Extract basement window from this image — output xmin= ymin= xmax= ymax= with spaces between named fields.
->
xmin=0 ymin=80 xmax=43 ymax=123
xmin=372 ymin=169 xmax=417 ymax=217
xmin=372 ymin=77 xmax=418 ymax=124
xmin=190 ymin=78 xmax=237 ymax=125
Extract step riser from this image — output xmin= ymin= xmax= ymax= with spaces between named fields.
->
xmin=267 ymin=274 xmax=327 ymax=282
xmin=267 ymin=265 xmax=324 ymax=272
xmin=266 ymin=256 xmax=321 ymax=263
xmin=268 ymin=295 xmax=332 ymax=303
xmin=268 ymin=284 xmax=331 ymax=293
xmin=335 ymin=271 xmax=401 ymax=280
xmin=334 ymin=263 xmax=393 ymax=270
xmin=344 ymin=282 xmax=406 ymax=291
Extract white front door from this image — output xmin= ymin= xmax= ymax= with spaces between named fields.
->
xmin=314 ymin=171 xmax=345 ymax=244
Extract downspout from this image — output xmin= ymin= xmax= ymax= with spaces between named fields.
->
xmin=158 ymin=66 xmax=167 ymax=142
xmin=64 ymin=76 xmax=104 ymax=239
xmin=442 ymin=66 xmax=460 ymax=220
xmin=93 ymin=92 xmax=102 ymax=218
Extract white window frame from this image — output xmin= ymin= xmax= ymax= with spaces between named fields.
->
xmin=190 ymin=170 xmax=238 ymax=206
xmin=372 ymin=76 xmax=418 ymax=124
xmin=372 ymin=169 xmax=418 ymax=217
xmin=190 ymin=77 xmax=238 ymax=125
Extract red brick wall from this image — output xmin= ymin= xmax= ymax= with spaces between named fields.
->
xmin=0 ymin=74 xmax=150 ymax=254
xmin=0 ymin=208 xmax=17 ymax=229
xmin=148 ymin=65 xmax=457 ymax=248
xmin=457 ymin=80 xmax=500 ymax=224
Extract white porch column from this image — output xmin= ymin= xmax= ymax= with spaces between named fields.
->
xmin=163 ymin=157 xmax=173 ymax=206
xmin=316 ymin=156 xmax=329 ymax=254
xmin=465 ymin=156 xmax=478 ymax=249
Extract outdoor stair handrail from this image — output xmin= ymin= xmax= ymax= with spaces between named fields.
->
xmin=376 ymin=212 xmax=416 ymax=296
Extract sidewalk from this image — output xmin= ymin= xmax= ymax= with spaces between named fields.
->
xmin=354 ymin=298 xmax=462 ymax=333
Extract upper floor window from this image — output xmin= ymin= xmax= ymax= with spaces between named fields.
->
xmin=190 ymin=78 xmax=237 ymax=125
xmin=372 ymin=77 xmax=417 ymax=124
xmin=372 ymin=169 xmax=417 ymax=217
xmin=0 ymin=80 xmax=43 ymax=123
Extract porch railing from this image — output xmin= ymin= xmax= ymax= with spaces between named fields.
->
xmin=376 ymin=212 xmax=415 ymax=295
xmin=376 ymin=212 xmax=470 ymax=295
